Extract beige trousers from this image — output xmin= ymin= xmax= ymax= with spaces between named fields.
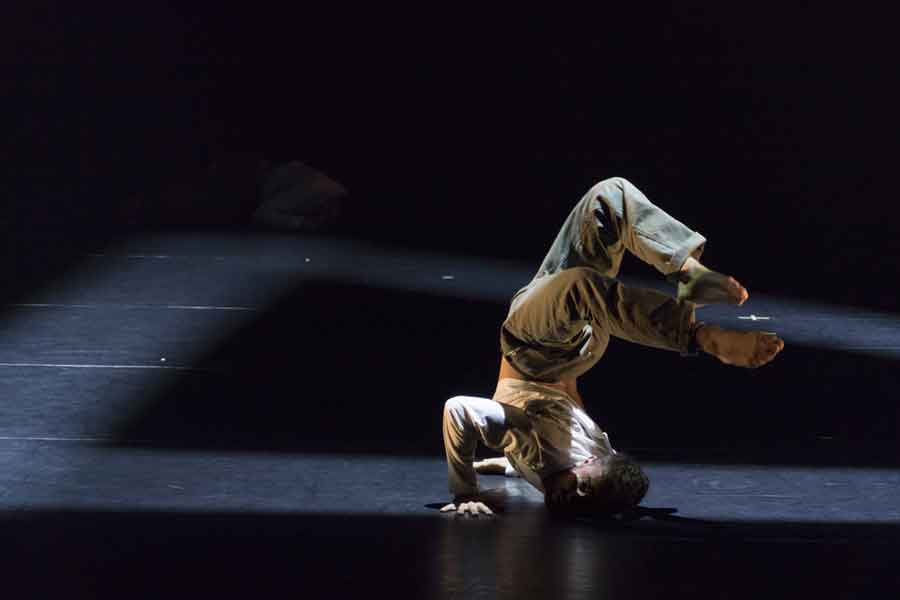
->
xmin=500 ymin=177 xmax=708 ymax=381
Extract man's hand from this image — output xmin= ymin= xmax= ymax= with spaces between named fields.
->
xmin=440 ymin=496 xmax=495 ymax=517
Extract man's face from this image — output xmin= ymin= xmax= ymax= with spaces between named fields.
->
xmin=543 ymin=460 xmax=609 ymax=508
xmin=543 ymin=469 xmax=579 ymax=507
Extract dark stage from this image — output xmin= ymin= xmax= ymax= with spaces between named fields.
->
xmin=5 ymin=3 xmax=900 ymax=598
xmin=2 ymin=229 xmax=899 ymax=597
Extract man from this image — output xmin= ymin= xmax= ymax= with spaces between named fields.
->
xmin=441 ymin=177 xmax=784 ymax=517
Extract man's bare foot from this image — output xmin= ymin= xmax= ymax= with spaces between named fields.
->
xmin=676 ymin=257 xmax=749 ymax=307
xmin=696 ymin=324 xmax=784 ymax=368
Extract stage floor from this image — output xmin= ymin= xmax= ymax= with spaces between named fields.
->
xmin=2 ymin=228 xmax=899 ymax=597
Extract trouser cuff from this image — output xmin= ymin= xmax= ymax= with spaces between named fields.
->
xmin=681 ymin=319 xmax=706 ymax=357
xmin=667 ymin=231 xmax=707 ymax=276
xmin=676 ymin=302 xmax=700 ymax=357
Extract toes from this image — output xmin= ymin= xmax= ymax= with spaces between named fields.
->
xmin=751 ymin=334 xmax=784 ymax=366
xmin=765 ymin=335 xmax=785 ymax=354
xmin=726 ymin=277 xmax=749 ymax=305
xmin=715 ymin=329 xmax=783 ymax=368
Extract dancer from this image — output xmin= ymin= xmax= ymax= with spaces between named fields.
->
xmin=441 ymin=177 xmax=784 ymax=517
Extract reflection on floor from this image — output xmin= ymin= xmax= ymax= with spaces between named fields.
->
xmin=3 ymin=447 xmax=899 ymax=525
xmin=2 ymin=228 xmax=899 ymax=597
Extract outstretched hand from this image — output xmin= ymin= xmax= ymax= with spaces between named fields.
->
xmin=440 ymin=496 xmax=495 ymax=517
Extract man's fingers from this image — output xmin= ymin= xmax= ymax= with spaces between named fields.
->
xmin=475 ymin=502 xmax=494 ymax=516
xmin=440 ymin=501 xmax=495 ymax=517
xmin=459 ymin=501 xmax=493 ymax=516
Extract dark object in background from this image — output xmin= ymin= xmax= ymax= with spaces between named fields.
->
xmin=252 ymin=161 xmax=348 ymax=232
xmin=118 ymin=153 xmax=347 ymax=231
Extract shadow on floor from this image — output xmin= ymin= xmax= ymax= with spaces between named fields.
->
xmin=105 ymin=277 xmax=900 ymax=465
xmin=4 ymin=507 xmax=899 ymax=598
xmin=109 ymin=278 xmax=506 ymax=454
xmin=0 ymin=226 xmax=123 ymax=308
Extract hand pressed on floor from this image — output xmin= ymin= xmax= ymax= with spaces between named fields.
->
xmin=440 ymin=496 xmax=495 ymax=517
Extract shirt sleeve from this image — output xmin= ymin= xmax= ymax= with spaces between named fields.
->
xmin=442 ymin=395 xmax=515 ymax=498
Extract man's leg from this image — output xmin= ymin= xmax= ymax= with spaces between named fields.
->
xmin=534 ymin=177 xmax=705 ymax=278
xmin=588 ymin=271 xmax=782 ymax=367
xmin=510 ymin=266 xmax=781 ymax=368
xmin=533 ymin=177 xmax=747 ymax=306
xmin=576 ymin=269 xmax=784 ymax=368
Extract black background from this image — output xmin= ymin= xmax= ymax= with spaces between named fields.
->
xmin=4 ymin=8 xmax=900 ymax=596
xmin=3 ymin=3 xmax=900 ymax=456
xmin=6 ymin=4 xmax=900 ymax=274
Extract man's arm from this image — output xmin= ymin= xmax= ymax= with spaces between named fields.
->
xmin=441 ymin=395 xmax=525 ymax=514
xmin=473 ymin=456 xmax=519 ymax=477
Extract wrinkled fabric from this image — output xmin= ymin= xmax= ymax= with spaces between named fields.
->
xmin=443 ymin=379 xmax=615 ymax=497
xmin=501 ymin=177 xmax=706 ymax=381
xmin=445 ymin=177 xmax=708 ymax=496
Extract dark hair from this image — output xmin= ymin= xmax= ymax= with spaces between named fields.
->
xmin=551 ymin=453 xmax=649 ymax=517
xmin=594 ymin=453 xmax=649 ymax=513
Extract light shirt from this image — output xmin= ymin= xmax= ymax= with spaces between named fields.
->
xmin=442 ymin=378 xmax=615 ymax=497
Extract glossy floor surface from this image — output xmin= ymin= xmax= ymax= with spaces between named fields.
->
xmin=3 ymin=228 xmax=899 ymax=598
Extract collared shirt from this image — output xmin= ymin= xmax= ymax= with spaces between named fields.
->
xmin=443 ymin=379 xmax=615 ymax=497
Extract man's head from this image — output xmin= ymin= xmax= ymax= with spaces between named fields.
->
xmin=543 ymin=453 xmax=649 ymax=515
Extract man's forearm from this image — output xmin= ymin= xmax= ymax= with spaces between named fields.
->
xmin=443 ymin=398 xmax=480 ymax=497
xmin=442 ymin=395 xmax=521 ymax=497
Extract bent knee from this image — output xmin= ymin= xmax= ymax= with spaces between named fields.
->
xmin=591 ymin=176 xmax=631 ymax=193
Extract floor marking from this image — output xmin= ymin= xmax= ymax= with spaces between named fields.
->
xmin=86 ymin=253 xmax=172 ymax=259
xmin=769 ymin=316 xmax=899 ymax=321
xmin=7 ymin=303 xmax=256 ymax=311
xmin=0 ymin=435 xmax=115 ymax=443
xmin=0 ymin=362 xmax=217 ymax=372
xmin=0 ymin=435 xmax=173 ymax=445
xmin=695 ymin=493 xmax=799 ymax=498
xmin=738 ymin=314 xmax=772 ymax=321
xmin=844 ymin=346 xmax=900 ymax=351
